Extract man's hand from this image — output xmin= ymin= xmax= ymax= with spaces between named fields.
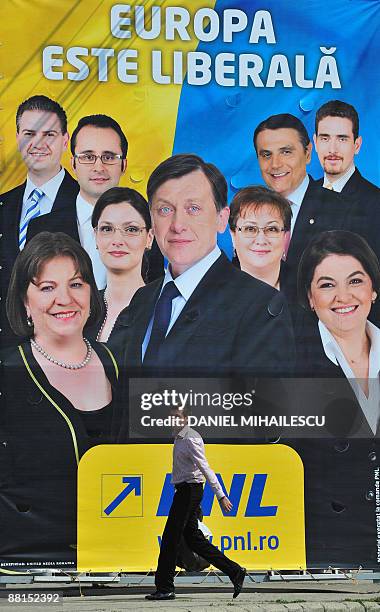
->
xmin=219 ymin=496 xmax=233 ymax=512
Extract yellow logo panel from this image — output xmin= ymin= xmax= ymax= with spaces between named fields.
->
xmin=78 ymin=444 xmax=305 ymax=572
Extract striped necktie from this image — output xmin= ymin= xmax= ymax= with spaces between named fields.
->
xmin=19 ymin=188 xmax=44 ymax=249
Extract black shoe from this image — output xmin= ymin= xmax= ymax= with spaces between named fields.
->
xmin=231 ymin=567 xmax=246 ymax=599
xmin=145 ymin=591 xmax=176 ymax=600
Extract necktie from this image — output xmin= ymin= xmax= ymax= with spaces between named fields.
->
xmin=325 ymin=182 xmax=334 ymax=191
xmin=19 ymin=188 xmax=44 ymax=249
xmin=144 ymin=281 xmax=181 ymax=364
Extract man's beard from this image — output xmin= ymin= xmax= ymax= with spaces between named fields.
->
xmin=323 ymin=159 xmax=343 ymax=175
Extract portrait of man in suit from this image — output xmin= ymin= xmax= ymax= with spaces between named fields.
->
xmin=120 ymin=154 xmax=295 ymax=377
xmin=253 ymin=113 xmax=362 ymax=305
xmin=29 ymin=114 xmax=128 ymax=290
xmin=70 ymin=114 xmax=128 ymax=289
xmin=0 ymin=95 xmax=79 ymax=347
xmin=313 ymin=100 xmax=379 ymax=199
xmin=313 ymin=101 xmax=380 ymax=270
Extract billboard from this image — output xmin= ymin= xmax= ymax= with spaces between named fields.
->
xmin=1 ymin=0 xmax=379 ymax=573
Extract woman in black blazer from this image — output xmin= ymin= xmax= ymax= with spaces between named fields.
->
xmin=296 ymin=230 xmax=380 ymax=436
xmin=89 ymin=187 xmax=153 ymax=362
xmin=1 ymin=232 xmax=123 ymax=569
xmin=294 ymin=230 xmax=380 ymax=567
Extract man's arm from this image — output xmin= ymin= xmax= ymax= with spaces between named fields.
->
xmin=186 ymin=437 xmax=232 ymax=510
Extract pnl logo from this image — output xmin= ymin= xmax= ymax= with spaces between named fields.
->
xmin=101 ymin=474 xmax=143 ymax=518
xmin=157 ymin=473 xmax=278 ymax=517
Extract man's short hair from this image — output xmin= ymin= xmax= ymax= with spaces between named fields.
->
xmin=170 ymin=405 xmax=191 ymax=418
xmin=70 ymin=114 xmax=128 ymax=158
xmin=16 ymin=95 xmax=67 ymax=134
xmin=147 ymin=154 xmax=227 ymax=212
xmin=315 ymin=100 xmax=359 ymax=140
xmin=253 ymin=113 xmax=310 ymax=153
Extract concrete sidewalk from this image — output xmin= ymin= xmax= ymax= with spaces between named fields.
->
xmin=1 ymin=581 xmax=380 ymax=611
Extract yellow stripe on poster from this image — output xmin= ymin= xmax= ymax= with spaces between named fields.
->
xmin=77 ymin=444 xmax=305 ymax=572
xmin=0 ymin=0 xmax=216 ymax=193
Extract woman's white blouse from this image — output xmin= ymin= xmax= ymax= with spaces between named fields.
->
xmin=319 ymin=320 xmax=380 ymax=435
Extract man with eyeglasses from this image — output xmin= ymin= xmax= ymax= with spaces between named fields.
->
xmin=28 ymin=114 xmax=128 ymax=288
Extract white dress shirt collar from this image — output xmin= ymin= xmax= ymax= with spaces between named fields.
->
xmin=76 ymin=191 xmax=94 ymax=225
xmin=24 ymin=167 xmax=65 ymax=203
xmin=141 ymin=246 xmax=221 ymax=358
xmin=76 ymin=192 xmax=107 ymax=289
xmin=163 ymin=245 xmax=221 ymax=301
xmin=323 ymin=164 xmax=355 ymax=193
xmin=287 ymin=174 xmax=310 ymax=207
xmin=176 ymin=424 xmax=194 ymax=439
xmin=287 ymin=174 xmax=310 ymax=234
xmin=318 ymin=319 xmax=380 ymax=372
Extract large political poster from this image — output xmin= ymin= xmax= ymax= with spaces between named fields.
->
xmin=1 ymin=0 xmax=380 ymax=574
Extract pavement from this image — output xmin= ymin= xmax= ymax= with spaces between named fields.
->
xmin=1 ymin=580 xmax=380 ymax=611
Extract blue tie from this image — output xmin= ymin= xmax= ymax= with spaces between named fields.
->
xmin=19 ymin=188 xmax=44 ymax=249
xmin=144 ymin=281 xmax=181 ymax=364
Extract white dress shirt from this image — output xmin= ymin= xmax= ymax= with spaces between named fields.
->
xmin=319 ymin=320 xmax=380 ymax=434
xmin=323 ymin=163 xmax=356 ymax=193
xmin=76 ymin=193 xmax=107 ymax=289
xmin=172 ymin=425 xmax=225 ymax=500
xmin=142 ymin=245 xmax=221 ymax=359
xmin=20 ymin=168 xmax=65 ymax=238
xmin=287 ymin=174 xmax=310 ymax=235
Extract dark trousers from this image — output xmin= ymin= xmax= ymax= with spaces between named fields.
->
xmin=155 ymin=482 xmax=240 ymax=593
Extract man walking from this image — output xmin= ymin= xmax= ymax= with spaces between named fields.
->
xmin=146 ymin=408 xmax=246 ymax=601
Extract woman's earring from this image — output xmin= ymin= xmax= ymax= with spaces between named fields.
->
xmin=27 ymin=315 xmax=33 ymax=327
xmin=372 ymin=293 xmax=377 ymax=304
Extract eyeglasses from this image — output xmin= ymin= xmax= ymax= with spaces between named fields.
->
xmin=95 ymin=223 xmax=147 ymax=238
xmin=237 ymin=224 xmax=286 ymax=239
xmin=74 ymin=153 xmax=124 ymax=165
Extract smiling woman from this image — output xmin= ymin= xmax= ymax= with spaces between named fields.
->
xmin=296 ymin=230 xmax=380 ymax=435
xmin=1 ymin=232 xmax=125 ymax=567
xmin=229 ymin=186 xmax=292 ymax=289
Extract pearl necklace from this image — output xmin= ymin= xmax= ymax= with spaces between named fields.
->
xmin=96 ymin=292 xmax=117 ymax=342
xmin=31 ymin=338 xmax=92 ymax=370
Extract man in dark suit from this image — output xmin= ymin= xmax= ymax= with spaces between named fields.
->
xmin=314 ymin=100 xmax=379 ymax=196
xmin=28 ymin=114 xmax=128 ymax=290
xmin=120 ymin=154 xmax=295 ymax=377
xmin=253 ymin=113 xmax=376 ymax=306
xmin=313 ymin=100 xmax=380 ymax=257
xmin=0 ymin=95 xmax=79 ymax=347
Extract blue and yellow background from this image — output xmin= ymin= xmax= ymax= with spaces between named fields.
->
xmin=1 ymin=0 xmax=379 ymax=253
